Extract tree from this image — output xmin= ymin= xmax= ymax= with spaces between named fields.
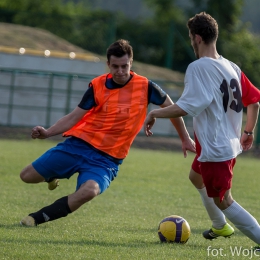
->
xmin=222 ymin=27 xmax=260 ymax=86
xmin=144 ymin=0 xmax=194 ymax=69
xmin=186 ymin=0 xmax=243 ymax=48
xmin=187 ymin=0 xmax=260 ymax=85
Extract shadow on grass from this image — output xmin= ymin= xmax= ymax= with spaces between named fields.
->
xmin=190 ymin=227 xmax=245 ymax=238
xmin=0 ymin=224 xmax=245 ymax=249
xmin=0 ymin=223 xmax=49 ymax=229
xmin=0 ymin=224 xmax=245 ymax=237
xmin=0 ymin=224 xmax=197 ymax=248
xmin=0 ymin=236 xmax=206 ymax=249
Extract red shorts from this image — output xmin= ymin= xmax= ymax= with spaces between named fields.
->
xmin=192 ymin=155 xmax=236 ymax=202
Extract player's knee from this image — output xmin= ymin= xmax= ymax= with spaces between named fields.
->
xmin=20 ymin=164 xmax=44 ymax=183
xmin=20 ymin=168 xmax=29 ymax=182
xmin=83 ymin=190 xmax=98 ymax=202
xmin=213 ymin=197 xmax=233 ymax=210
xmin=188 ymin=172 xmax=195 ymax=183
xmin=77 ymin=190 xmax=98 ymax=204
xmin=189 ymin=171 xmax=204 ymax=189
xmin=78 ymin=181 xmax=100 ymax=203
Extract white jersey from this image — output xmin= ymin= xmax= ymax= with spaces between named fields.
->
xmin=176 ymin=56 xmax=245 ymax=162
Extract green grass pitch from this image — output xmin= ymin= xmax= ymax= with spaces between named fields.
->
xmin=0 ymin=139 xmax=259 ymax=259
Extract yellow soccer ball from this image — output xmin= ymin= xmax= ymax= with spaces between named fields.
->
xmin=158 ymin=215 xmax=191 ymax=244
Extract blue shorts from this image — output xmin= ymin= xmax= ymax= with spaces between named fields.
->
xmin=32 ymin=137 xmax=120 ymax=193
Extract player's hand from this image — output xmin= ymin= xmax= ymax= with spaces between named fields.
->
xmin=181 ymin=137 xmax=196 ymax=158
xmin=143 ymin=112 xmax=156 ymax=137
xmin=240 ymin=133 xmax=253 ymax=151
xmin=31 ymin=126 xmax=49 ymax=139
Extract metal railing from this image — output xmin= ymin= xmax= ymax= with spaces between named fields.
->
xmin=1 ymin=67 xmax=259 ymax=146
xmin=0 ymin=68 xmax=95 ymax=127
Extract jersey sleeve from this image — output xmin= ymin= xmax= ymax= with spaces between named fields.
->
xmin=241 ymin=72 xmax=260 ymax=106
xmin=78 ymin=82 xmax=96 ymax=110
xmin=176 ymin=67 xmax=213 ymax=117
xmin=148 ymin=80 xmax=167 ymax=105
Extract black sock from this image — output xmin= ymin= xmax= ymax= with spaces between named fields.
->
xmin=29 ymin=196 xmax=71 ymax=225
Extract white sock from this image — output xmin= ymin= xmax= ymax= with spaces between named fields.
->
xmin=223 ymin=201 xmax=260 ymax=244
xmin=198 ymin=187 xmax=226 ymax=229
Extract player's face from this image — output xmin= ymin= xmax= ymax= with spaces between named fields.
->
xmin=107 ymin=54 xmax=133 ymax=85
xmin=189 ymin=31 xmax=199 ymax=59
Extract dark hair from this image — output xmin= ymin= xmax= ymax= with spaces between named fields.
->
xmin=187 ymin=12 xmax=218 ymax=44
xmin=106 ymin=39 xmax=133 ymax=61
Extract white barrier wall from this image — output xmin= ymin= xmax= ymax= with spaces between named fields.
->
xmin=0 ymin=51 xmax=106 ymax=126
xmin=0 ymin=51 xmax=193 ymax=137
xmin=0 ymin=52 xmax=105 ymax=75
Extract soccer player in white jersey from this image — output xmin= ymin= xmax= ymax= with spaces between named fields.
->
xmin=143 ymin=12 xmax=260 ymax=250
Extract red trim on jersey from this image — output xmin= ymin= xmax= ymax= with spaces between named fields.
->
xmin=241 ymin=72 xmax=260 ymax=106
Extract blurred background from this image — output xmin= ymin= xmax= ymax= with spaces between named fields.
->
xmin=0 ymin=0 xmax=260 ymax=144
xmin=0 ymin=0 xmax=259 ymax=81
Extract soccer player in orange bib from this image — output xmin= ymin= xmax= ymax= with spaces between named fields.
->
xmin=20 ymin=39 xmax=195 ymax=227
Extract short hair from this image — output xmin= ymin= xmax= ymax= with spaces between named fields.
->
xmin=187 ymin=12 xmax=218 ymax=44
xmin=106 ymin=39 xmax=133 ymax=61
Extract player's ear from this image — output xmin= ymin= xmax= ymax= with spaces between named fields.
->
xmin=195 ymin=34 xmax=202 ymax=44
